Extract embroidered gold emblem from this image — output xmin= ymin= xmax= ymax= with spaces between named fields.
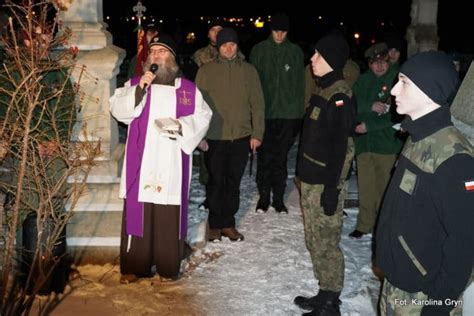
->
xmin=179 ymin=90 xmax=192 ymax=106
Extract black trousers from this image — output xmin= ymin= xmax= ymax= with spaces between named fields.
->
xmin=205 ymin=136 xmax=249 ymax=229
xmin=120 ymin=203 xmax=191 ymax=278
xmin=256 ymin=119 xmax=301 ymax=205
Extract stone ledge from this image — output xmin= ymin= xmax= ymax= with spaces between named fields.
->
xmin=68 ymin=245 xmax=119 ymax=265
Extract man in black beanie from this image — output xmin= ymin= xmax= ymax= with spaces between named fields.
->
xmin=385 ymin=34 xmax=405 ymax=68
xmin=192 ymin=19 xmax=224 ymax=68
xmin=376 ymin=51 xmax=474 ymax=316
xmin=195 ymin=27 xmax=265 ymax=242
xmin=294 ymin=33 xmax=356 ymax=315
xmin=192 ymin=18 xmax=225 ymax=213
xmin=250 ymin=13 xmax=304 ymax=214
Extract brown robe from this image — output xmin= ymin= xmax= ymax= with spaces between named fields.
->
xmin=120 ymin=203 xmax=191 ymax=278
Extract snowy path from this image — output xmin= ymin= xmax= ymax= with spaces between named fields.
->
xmin=184 ymin=147 xmax=381 ymax=315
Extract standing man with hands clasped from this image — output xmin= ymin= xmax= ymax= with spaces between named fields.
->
xmin=376 ymin=51 xmax=474 ymax=316
xmin=195 ymin=28 xmax=265 ymax=242
xmin=110 ymin=35 xmax=212 ymax=283
xmin=294 ymin=33 xmax=356 ymax=315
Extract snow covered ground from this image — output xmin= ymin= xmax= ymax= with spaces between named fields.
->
xmin=31 ymin=139 xmax=473 ymax=315
xmin=184 ymin=145 xmax=380 ymax=315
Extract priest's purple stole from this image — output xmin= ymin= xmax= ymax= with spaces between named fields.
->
xmin=125 ymin=77 xmax=195 ymax=240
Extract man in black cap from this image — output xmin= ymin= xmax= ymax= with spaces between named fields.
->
xmin=385 ymin=34 xmax=405 ymax=69
xmin=110 ymin=34 xmax=212 ymax=283
xmin=349 ymin=42 xmax=403 ymax=239
xmin=376 ymin=51 xmax=474 ymax=316
xmin=250 ymin=13 xmax=305 ymax=214
xmin=191 ymin=18 xmax=224 ymax=212
xmin=192 ymin=19 xmax=224 ymax=67
xmin=195 ymin=28 xmax=265 ymax=242
xmin=294 ymin=33 xmax=356 ymax=315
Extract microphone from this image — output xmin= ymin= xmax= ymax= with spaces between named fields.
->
xmin=144 ymin=63 xmax=159 ymax=88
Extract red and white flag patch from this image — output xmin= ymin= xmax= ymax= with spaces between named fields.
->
xmin=465 ymin=180 xmax=474 ymax=191
xmin=335 ymin=99 xmax=344 ymax=107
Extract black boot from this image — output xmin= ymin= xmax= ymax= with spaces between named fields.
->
xmin=256 ymin=190 xmax=270 ymax=213
xmin=272 ymin=194 xmax=288 ymax=213
xmin=294 ymin=290 xmax=341 ymax=312
xmin=272 ymin=202 xmax=288 ymax=213
xmin=302 ymin=290 xmax=341 ymax=316
xmin=294 ymin=293 xmax=319 ymax=310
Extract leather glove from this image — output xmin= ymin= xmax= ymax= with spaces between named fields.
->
xmin=320 ymin=186 xmax=340 ymax=216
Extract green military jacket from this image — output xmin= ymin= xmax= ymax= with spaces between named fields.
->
xmin=353 ymin=66 xmax=403 ymax=155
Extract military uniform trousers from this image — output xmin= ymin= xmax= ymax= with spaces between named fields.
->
xmin=300 ymin=138 xmax=354 ymax=292
xmin=380 ymin=276 xmax=471 ymax=316
xmin=355 ymin=152 xmax=397 ymax=233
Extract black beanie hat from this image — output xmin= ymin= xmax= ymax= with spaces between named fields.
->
xmin=208 ymin=18 xmax=224 ymax=30
xmin=271 ymin=13 xmax=290 ymax=32
xmin=216 ymin=27 xmax=238 ymax=49
xmin=149 ymin=34 xmax=177 ymax=56
xmin=314 ymin=34 xmax=349 ymax=71
xmin=145 ymin=22 xmax=159 ymax=33
xmin=385 ymin=35 xmax=404 ymax=51
xmin=400 ymin=51 xmax=459 ymax=106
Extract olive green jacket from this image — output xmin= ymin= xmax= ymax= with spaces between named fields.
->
xmin=195 ymin=54 xmax=265 ymax=141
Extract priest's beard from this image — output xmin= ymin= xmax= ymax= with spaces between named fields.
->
xmin=144 ymin=58 xmax=179 ymax=85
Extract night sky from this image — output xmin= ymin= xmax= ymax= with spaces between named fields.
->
xmin=102 ymin=0 xmax=468 ymax=59
xmin=0 ymin=1 xmax=467 ymax=68
xmin=103 ymin=1 xmax=414 ymax=61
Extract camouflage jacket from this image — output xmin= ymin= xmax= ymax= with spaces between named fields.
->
xmin=192 ymin=44 xmax=219 ymax=68
xmin=376 ymin=106 xmax=474 ymax=314
xmin=192 ymin=43 xmax=245 ymax=68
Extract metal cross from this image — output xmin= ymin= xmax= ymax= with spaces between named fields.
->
xmin=133 ymin=0 xmax=147 ymax=26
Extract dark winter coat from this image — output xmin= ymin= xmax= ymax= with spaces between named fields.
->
xmin=297 ymin=71 xmax=356 ymax=188
xmin=376 ymin=106 xmax=474 ymax=315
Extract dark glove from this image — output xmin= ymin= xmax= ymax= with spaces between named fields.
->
xmin=420 ymin=305 xmax=450 ymax=316
xmin=320 ymin=186 xmax=340 ymax=216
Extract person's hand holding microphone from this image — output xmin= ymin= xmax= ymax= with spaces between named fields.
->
xmin=139 ymin=63 xmax=158 ymax=89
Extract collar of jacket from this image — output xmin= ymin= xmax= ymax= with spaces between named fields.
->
xmin=317 ymin=70 xmax=344 ymax=89
xmin=267 ymin=35 xmax=289 ymax=47
xmin=217 ymin=54 xmax=244 ymax=64
xmin=401 ymin=106 xmax=453 ymax=142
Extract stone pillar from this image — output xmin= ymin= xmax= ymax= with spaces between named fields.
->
xmin=451 ymin=62 xmax=474 ymax=126
xmin=59 ymin=0 xmax=126 ymax=263
xmin=406 ymin=0 xmax=439 ymax=57
xmin=60 ymin=0 xmax=124 ymax=158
